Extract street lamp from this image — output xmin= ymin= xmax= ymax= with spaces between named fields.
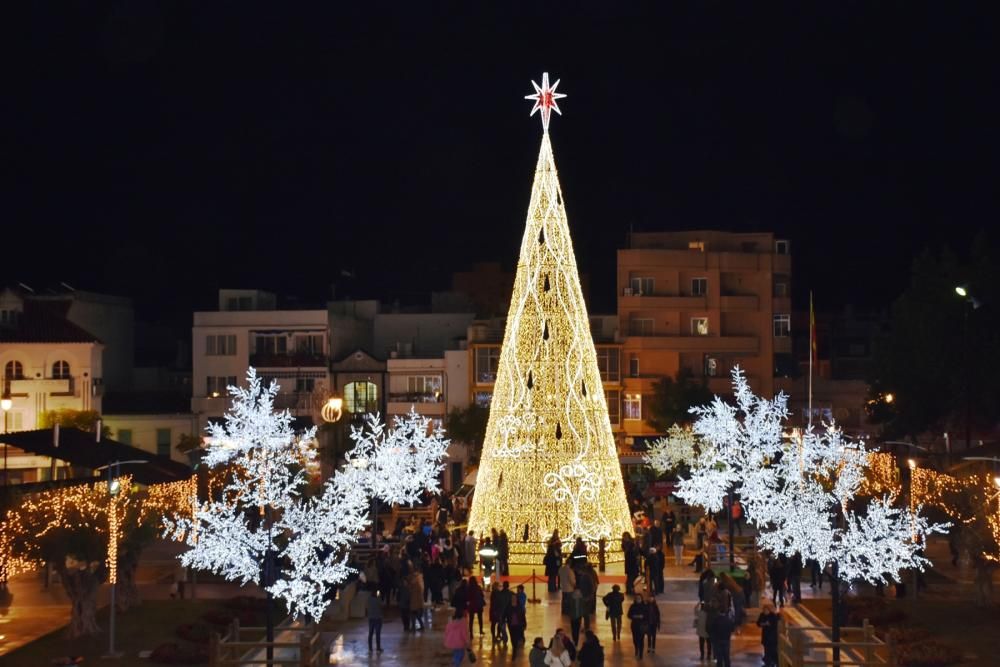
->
xmin=1 ymin=397 xmax=11 ymax=492
xmin=884 ymin=393 xmax=894 ymax=404
xmin=321 ymin=397 xmax=344 ymax=423
xmin=955 ymin=285 xmax=982 ymax=451
xmin=955 ymin=286 xmax=968 ymax=298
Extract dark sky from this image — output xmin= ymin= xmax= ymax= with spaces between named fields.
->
xmin=9 ymin=3 xmax=998 ymax=324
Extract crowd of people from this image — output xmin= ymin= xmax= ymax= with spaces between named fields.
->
xmin=353 ymin=492 xmax=810 ymax=666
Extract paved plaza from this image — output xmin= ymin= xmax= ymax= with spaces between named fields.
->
xmin=323 ymin=560 xmax=806 ymax=666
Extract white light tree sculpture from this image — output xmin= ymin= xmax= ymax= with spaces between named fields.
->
xmin=164 ymin=370 xmax=448 ymax=633
xmin=672 ymin=368 xmax=947 ymax=651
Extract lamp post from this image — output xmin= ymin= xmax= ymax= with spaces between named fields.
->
xmin=955 ymin=286 xmax=979 ymax=451
xmin=907 ymin=458 xmax=918 ymax=600
xmin=105 ymin=460 xmax=123 ymax=658
xmin=1 ymin=397 xmax=11 ymax=493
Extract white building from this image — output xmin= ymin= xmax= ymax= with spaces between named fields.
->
xmin=191 ymin=289 xmax=329 ymax=433
xmin=0 ymin=287 xmax=104 ymax=483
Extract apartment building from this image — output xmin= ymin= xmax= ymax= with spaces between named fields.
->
xmin=618 ymin=231 xmax=792 ymax=438
xmin=191 ymin=289 xmax=330 ymax=433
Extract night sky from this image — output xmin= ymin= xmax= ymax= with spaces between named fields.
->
xmin=10 ymin=3 xmax=998 ymax=325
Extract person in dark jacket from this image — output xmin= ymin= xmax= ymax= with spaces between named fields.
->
xmin=627 ymin=594 xmax=648 ymax=659
xmin=528 ymin=637 xmax=547 ymax=667
xmin=645 ymin=594 xmax=661 ymax=653
xmin=756 ymin=599 xmax=780 ymax=667
xmin=648 ymin=547 xmax=666 ymax=594
xmin=578 ymin=630 xmax=605 ymax=666
xmin=768 ymin=555 xmax=787 ymax=607
xmin=601 ymin=584 xmax=624 ymax=641
xmin=544 ymin=543 xmax=562 ymax=592
xmin=622 ymin=533 xmax=640 ymax=594
xmin=450 ymin=577 xmax=468 ymax=615
xmin=708 ymin=606 xmax=735 ymax=667
xmin=497 ymin=529 xmax=510 ymax=576
xmin=467 ymin=576 xmax=485 ymax=638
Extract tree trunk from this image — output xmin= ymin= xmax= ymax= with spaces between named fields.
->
xmin=58 ymin=561 xmax=105 ymax=638
xmin=116 ymin=556 xmax=141 ymax=611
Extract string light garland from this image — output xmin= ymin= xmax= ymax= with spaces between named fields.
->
xmin=467 ymin=74 xmax=632 ymax=562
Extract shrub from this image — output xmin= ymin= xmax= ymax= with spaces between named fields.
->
xmin=176 ymin=622 xmax=211 ymax=644
xmin=897 ymin=640 xmax=963 ymax=667
xmin=149 ymin=642 xmax=209 ymax=664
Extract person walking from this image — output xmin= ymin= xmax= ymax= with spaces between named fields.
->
xmin=365 ymin=583 xmax=384 ymax=653
xmin=568 ymin=588 xmax=586 ymax=646
xmin=489 ymin=581 xmax=503 ymax=642
xmin=444 ymin=610 xmax=471 ymax=667
xmin=768 ymin=555 xmax=787 ymax=607
xmin=508 ymin=589 xmax=527 ymax=650
xmin=622 ymin=532 xmax=640 ymax=595
xmin=494 ymin=581 xmax=514 ymax=643
xmin=463 ymin=531 xmax=478 ymax=574
xmin=708 ymin=604 xmax=735 ymax=667
xmin=694 ymin=601 xmax=712 ymax=662
xmin=649 ymin=547 xmax=666 ymax=594
xmin=627 ymin=594 xmax=648 ymax=659
xmin=467 ymin=576 xmax=485 ymax=638
xmin=788 ymin=552 xmax=803 ymax=604
xmin=498 ymin=529 xmax=510 ymax=576
xmin=397 ymin=575 xmax=411 ymax=631
xmin=672 ymin=523 xmax=685 ymax=566
xmin=757 ymin=599 xmax=780 ymax=667
xmin=529 ymin=637 xmax=548 ymax=667
xmin=696 ymin=516 xmax=707 ymax=551
xmin=578 ymin=630 xmax=605 ymax=667
xmin=408 ymin=571 xmax=425 ymax=631
xmin=544 ymin=543 xmax=562 ymax=593
xmin=645 ymin=593 xmax=661 ymax=654
xmin=450 ymin=576 xmax=468 ymax=616
xmin=577 ymin=563 xmax=597 ymax=631
xmin=601 ymin=584 xmax=624 ymax=642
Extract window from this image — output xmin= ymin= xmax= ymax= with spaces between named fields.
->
xmin=773 ymin=314 xmax=791 ymax=337
xmin=4 ymin=361 xmax=23 ymax=380
xmin=691 ymin=318 xmax=709 ymax=336
xmin=704 ymin=355 xmax=720 ymax=377
xmin=474 ymin=391 xmax=493 ymax=407
xmin=0 ymin=310 xmax=20 ymax=326
xmin=206 ymin=334 xmax=237 ymax=356
xmin=775 ymin=239 xmax=790 ymax=255
xmin=630 ymin=276 xmax=654 ymax=296
xmin=52 ymin=360 xmax=70 ymax=379
xmin=688 ymin=241 xmax=705 ymax=252
xmin=226 ymin=296 xmax=254 ymax=311
xmin=628 ymin=354 xmax=639 ymax=378
xmin=605 ymin=389 xmax=621 ymax=426
xmin=295 ymin=377 xmax=316 ymax=393
xmin=206 ymin=376 xmax=237 ymax=397
xmin=595 ymin=348 xmax=620 ymax=382
xmin=624 ymin=393 xmax=642 ymax=420
xmin=156 ymin=428 xmax=171 ymax=457
xmin=407 ymin=375 xmax=442 ymax=396
xmin=294 ymin=334 xmax=324 ymax=355
xmin=629 ymin=318 xmax=653 ymax=336
xmin=5 ymin=411 xmax=24 ymax=431
xmin=254 ymin=334 xmax=287 ymax=356
xmin=118 ymin=429 xmax=133 ymax=445
xmin=344 ymin=381 xmax=378 ymax=414
xmin=773 ymin=274 xmax=790 ymax=298
xmin=475 ymin=346 xmax=501 ymax=383
xmin=691 ymin=277 xmax=707 ymax=296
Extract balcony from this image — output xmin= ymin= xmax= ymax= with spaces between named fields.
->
xmin=388 ymin=392 xmax=446 ymax=416
xmin=625 ymin=335 xmax=759 ymax=353
xmin=272 ymin=392 xmax=317 ymax=413
xmin=720 ymin=295 xmax=758 ymax=311
xmin=249 ymin=352 xmax=326 ymax=368
xmin=9 ymin=377 xmax=74 ymax=396
xmin=620 ymin=294 xmax=707 ymax=311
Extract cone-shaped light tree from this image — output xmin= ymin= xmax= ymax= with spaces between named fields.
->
xmin=467 ymin=74 xmax=632 ymax=562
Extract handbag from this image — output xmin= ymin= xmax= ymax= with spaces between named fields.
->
xmin=467 ymin=649 xmax=477 ymax=663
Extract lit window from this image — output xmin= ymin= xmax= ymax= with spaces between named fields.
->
xmin=52 ymin=360 xmax=70 ymax=379
xmin=344 ymin=381 xmax=378 ymax=414
xmin=773 ymin=314 xmax=791 ymax=338
xmin=688 ymin=241 xmax=705 ymax=252
xmin=704 ymin=355 xmax=720 ymax=377
xmin=624 ymin=393 xmax=642 ymax=420
xmin=475 ymin=346 xmax=500 ymax=383
xmin=407 ymin=375 xmax=442 ymax=397
xmin=691 ymin=318 xmax=709 ymax=336
xmin=691 ymin=277 xmax=707 ymax=296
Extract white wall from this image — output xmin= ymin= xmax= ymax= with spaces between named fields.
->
xmin=101 ymin=413 xmax=200 ymax=465
xmin=0 ymin=341 xmax=103 ymax=430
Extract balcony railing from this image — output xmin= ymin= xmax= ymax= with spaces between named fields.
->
xmin=388 ymin=392 xmax=444 ymax=404
xmin=249 ymin=352 xmax=326 ymax=368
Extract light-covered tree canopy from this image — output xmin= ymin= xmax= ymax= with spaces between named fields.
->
xmin=674 ymin=367 xmax=948 ymax=584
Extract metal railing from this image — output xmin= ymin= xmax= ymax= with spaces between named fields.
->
xmin=210 ymin=618 xmax=323 ymax=667
xmin=779 ymin=618 xmax=895 ymax=667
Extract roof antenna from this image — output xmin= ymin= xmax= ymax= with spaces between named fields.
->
xmin=17 ymin=282 xmax=35 ymax=293
xmin=59 ymin=282 xmax=76 ymax=292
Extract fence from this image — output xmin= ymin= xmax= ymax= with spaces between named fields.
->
xmin=779 ymin=619 xmax=895 ymax=667
xmin=209 ymin=618 xmax=323 ymax=667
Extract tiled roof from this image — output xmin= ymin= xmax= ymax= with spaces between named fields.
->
xmin=0 ymin=300 xmax=101 ymax=344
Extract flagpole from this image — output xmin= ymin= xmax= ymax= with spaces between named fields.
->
xmin=808 ymin=291 xmax=814 ymax=428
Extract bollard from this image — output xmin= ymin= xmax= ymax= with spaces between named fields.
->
xmin=528 ymin=569 xmax=541 ymax=603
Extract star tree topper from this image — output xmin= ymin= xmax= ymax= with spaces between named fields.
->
xmin=525 ymin=72 xmax=566 ymax=132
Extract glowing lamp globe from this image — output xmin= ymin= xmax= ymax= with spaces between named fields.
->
xmin=321 ymin=397 xmax=344 ymax=423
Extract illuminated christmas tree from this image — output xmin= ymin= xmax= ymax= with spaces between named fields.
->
xmin=467 ymin=74 xmax=632 ymax=562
